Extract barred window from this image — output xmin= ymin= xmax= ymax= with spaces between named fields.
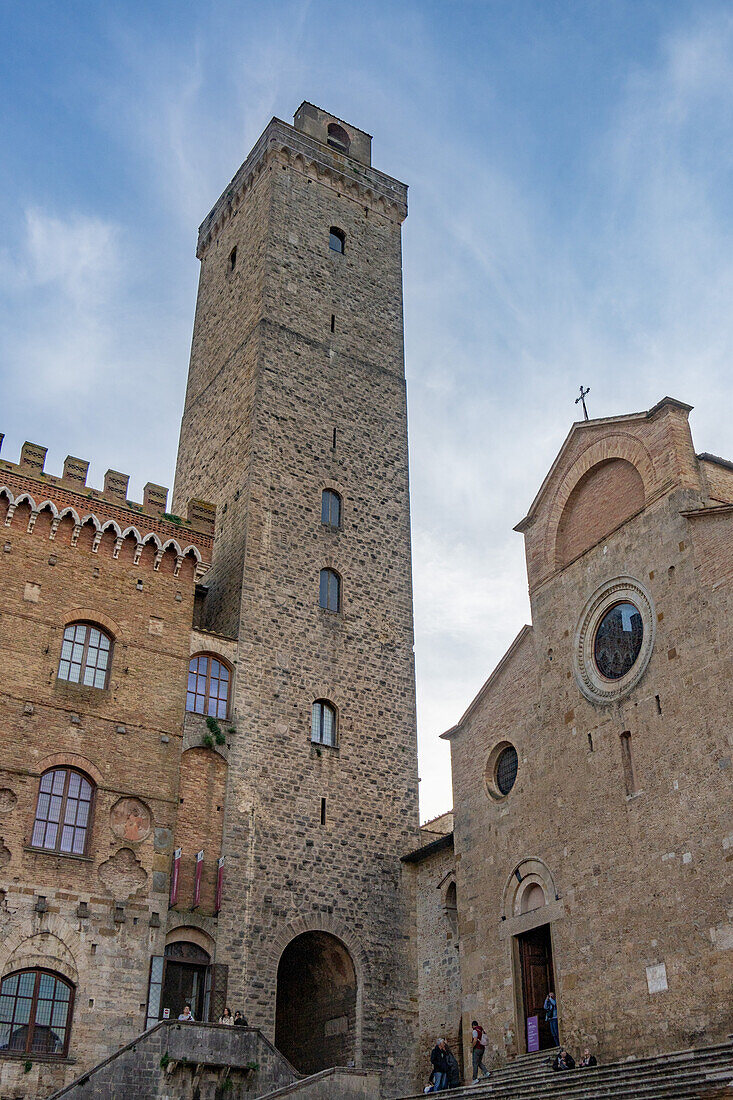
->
xmin=186 ymin=654 xmax=231 ymax=719
xmin=311 ymin=701 xmax=337 ymax=747
xmin=57 ymin=622 xmax=112 ymax=689
xmin=321 ymin=489 xmax=342 ymax=528
xmin=31 ymin=768 xmax=94 ymax=856
xmin=319 ymin=569 xmax=341 ymax=612
xmin=0 ymin=969 xmax=74 ymax=1057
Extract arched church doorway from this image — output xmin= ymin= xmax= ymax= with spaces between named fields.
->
xmin=275 ymin=931 xmax=357 ymax=1074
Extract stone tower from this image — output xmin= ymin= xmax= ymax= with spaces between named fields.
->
xmin=173 ymin=103 xmax=419 ymax=1092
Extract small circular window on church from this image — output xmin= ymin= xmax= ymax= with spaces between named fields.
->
xmin=574 ymin=577 xmax=655 ymax=704
xmin=486 ymin=741 xmax=519 ymax=800
xmin=593 ymin=601 xmax=643 ymax=680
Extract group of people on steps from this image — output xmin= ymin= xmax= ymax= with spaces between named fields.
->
xmin=426 ymin=1021 xmax=491 ymax=1091
xmin=425 ymin=999 xmax=597 ymax=1091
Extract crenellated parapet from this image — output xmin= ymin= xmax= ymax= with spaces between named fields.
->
xmin=0 ymin=438 xmax=214 ymax=578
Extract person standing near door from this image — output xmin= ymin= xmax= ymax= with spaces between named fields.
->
xmin=178 ymin=1003 xmax=195 ymax=1021
xmin=544 ymin=991 xmax=558 ymax=1046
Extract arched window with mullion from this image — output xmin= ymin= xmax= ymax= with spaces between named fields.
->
xmin=329 ymin=227 xmax=345 ymax=254
xmin=321 ymin=489 xmax=342 ymax=528
xmin=0 ymin=969 xmax=74 ymax=1056
xmin=31 ymin=768 xmax=94 ymax=856
xmin=57 ymin=622 xmax=112 ymax=689
xmin=311 ymin=700 xmax=337 ymax=747
xmin=186 ymin=654 xmax=231 ymax=719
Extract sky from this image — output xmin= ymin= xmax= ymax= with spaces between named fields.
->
xmin=2 ymin=0 xmax=733 ymax=822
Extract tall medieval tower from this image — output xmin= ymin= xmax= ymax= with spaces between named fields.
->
xmin=173 ymin=104 xmax=419 ymax=1091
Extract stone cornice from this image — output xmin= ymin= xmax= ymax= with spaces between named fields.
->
xmin=197 ymin=117 xmax=408 ymax=258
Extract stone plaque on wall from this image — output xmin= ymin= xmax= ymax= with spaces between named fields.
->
xmin=645 ymin=962 xmax=668 ymax=994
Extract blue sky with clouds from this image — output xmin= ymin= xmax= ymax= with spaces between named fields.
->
xmin=2 ymin=1 xmax=733 ymax=820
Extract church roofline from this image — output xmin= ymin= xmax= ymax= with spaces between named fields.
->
xmin=401 ymin=830 xmax=454 ymax=864
xmin=513 ymin=396 xmax=693 ymax=533
xmin=697 ymin=451 xmax=733 ymax=472
xmin=440 ymin=624 xmax=533 ymax=741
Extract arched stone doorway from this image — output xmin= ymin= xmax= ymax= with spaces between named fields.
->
xmin=275 ymin=931 xmax=357 ymax=1074
xmin=160 ymin=941 xmax=211 ymax=1022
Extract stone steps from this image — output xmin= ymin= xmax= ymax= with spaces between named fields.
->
xmin=393 ymin=1039 xmax=733 ymax=1100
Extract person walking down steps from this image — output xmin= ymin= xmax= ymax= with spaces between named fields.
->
xmin=471 ymin=1020 xmax=491 ymax=1085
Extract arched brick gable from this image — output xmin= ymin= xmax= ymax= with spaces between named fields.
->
xmin=543 ymin=433 xmax=656 ymax=578
xmin=555 ymin=458 xmax=645 ymax=567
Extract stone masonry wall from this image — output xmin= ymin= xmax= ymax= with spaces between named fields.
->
xmin=412 ymin=842 xmax=463 ymax=1088
xmin=172 ymin=111 xmax=420 ymax=1098
xmin=448 ymin=407 xmax=733 ymax=1070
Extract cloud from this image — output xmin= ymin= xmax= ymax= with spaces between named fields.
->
xmin=0 ymin=205 xmax=188 ymax=495
xmin=406 ymin=10 xmax=733 ymax=818
xmin=0 ymin=208 xmax=122 ymax=393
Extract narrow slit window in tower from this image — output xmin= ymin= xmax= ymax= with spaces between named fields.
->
xmin=620 ymin=731 xmax=637 ymax=795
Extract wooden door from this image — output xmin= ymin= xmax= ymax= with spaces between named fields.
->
xmin=517 ymin=925 xmax=555 ymax=1050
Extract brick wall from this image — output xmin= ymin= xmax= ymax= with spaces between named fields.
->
xmin=555 ymin=457 xmax=644 ymax=567
xmin=0 ymin=466 xmax=206 ymax=1097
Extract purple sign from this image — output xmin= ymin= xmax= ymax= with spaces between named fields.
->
xmin=527 ymin=1015 xmax=540 ymax=1053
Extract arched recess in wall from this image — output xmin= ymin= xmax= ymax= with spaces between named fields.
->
xmin=439 ymin=871 xmax=458 ymax=939
xmin=177 ymin=748 xmax=228 ymax=913
xmin=502 ymin=858 xmax=557 ymax=922
xmin=555 ymin=458 xmax=645 ymax=568
xmin=275 ymin=931 xmax=358 ymax=1075
xmin=0 ymin=917 xmax=82 ymax=987
xmin=265 ymin=914 xmax=366 ymax=1069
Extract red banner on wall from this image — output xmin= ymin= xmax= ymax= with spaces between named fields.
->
xmin=215 ymin=856 xmax=224 ymax=914
xmin=193 ymin=849 xmax=204 ymax=909
xmin=170 ymin=847 xmax=181 ymax=907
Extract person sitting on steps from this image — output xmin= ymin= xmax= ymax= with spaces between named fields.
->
xmin=579 ymin=1048 xmax=598 ymax=1067
xmin=551 ymin=1047 xmax=576 ymax=1071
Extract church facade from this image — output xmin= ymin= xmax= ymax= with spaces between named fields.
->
xmin=411 ymin=398 xmax=733 ymax=1072
xmin=0 ymin=104 xmax=420 ymax=1099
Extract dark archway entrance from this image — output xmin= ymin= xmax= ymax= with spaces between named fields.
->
xmin=160 ymin=941 xmax=210 ymax=1022
xmin=516 ymin=924 xmax=556 ymax=1051
xmin=275 ymin=931 xmax=357 ymax=1074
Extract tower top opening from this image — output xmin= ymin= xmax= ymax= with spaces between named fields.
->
xmin=293 ymin=101 xmax=372 ymax=166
